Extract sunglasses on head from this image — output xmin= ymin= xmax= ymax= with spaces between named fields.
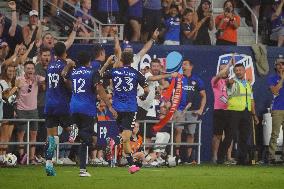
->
xmin=27 ymin=84 xmax=32 ymax=93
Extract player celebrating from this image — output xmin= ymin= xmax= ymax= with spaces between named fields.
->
xmin=103 ymin=51 xmax=149 ymax=174
xmin=65 ymin=51 xmax=117 ymax=177
xmin=44 ymin=42 xmax=73 ymax=176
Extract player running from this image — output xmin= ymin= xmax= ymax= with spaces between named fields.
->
xmin=102 ymin=51 xmax=149 ymax=174
xmin=65 ymin=51 xmax=117 ymax=177
xmin=44 ymin=42 xmax=74 ymax=176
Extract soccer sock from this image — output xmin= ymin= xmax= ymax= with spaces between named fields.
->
xmin=0 ymin=155 xmax=4 ymax=162
xmin=79 ymin=143 xmax=87 ymax=170
xmin=46 ymin=160 xmax=53 ymax=166
xmin=126 ymin=153 xmax=134 ymax=166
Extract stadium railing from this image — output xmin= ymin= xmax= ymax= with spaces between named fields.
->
xmin=41 ymin=0 xmax=124 ymax=41
xmin=0 ymin=119 xmax=202 ymax=165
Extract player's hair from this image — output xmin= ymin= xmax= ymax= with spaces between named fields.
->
xmin=151 ymin=58 xmax=161 ymax=64
xmin=54 ymin=42 xmax=66 ymax=57
xmin=183 ymin=58 xmax=193 ymax=65
xmin=77 ymin=51 xmax=91 ymax=66
xmin=234 ymin=63 xmax=245 ymax=69
xmin=39 ymin=46 xmax=50 ymax=54
xmin=92 ymin=44 xmax=105 ymax=59
xmin=24 ymin=60 xmax=35 ymax=67
xmin=121 ymin=51 xmax=133 ymax=66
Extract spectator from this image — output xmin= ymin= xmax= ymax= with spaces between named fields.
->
xmin=95 ymin=0 xmax=120 ymax=37
xmin=222 ymin=63 xmax=259 ymax=165
xmin=0 ymin=65 xmax=17 ymax=162
xmin=182 ymin=0 xmax=199 ymax=25
xmin=268 ymin=55 xmax=284 ymax=164
xmin=40 ymin=19 xmax=80 ymax=59
xmin=180 ymin=9 xmax=199 ymax=44
xmin=211 ymin=57 xmax=235 ymax=164
xmin=75 ymin=0 xmax=95 ymax=43
xmin=22 ymin=10 xmax=41 ymax=47
xmin=270 ymin=0 xmax=284 ymax=47
xmin=15 ymin=61 xmax=45 ymax=165
xmin=194 ymin=0 xmax=214 ymax=45
xmin=0 ymin=41 xmax=9 ymax=73
xmin=4 ymin=42 xmax=35 ymax=77
xmin=173 ymin=59 xmax=206 ymax=164
xmin=215 ymin=0 xmax=240 ymax=46
xmin=35 ymin=47 xmax=51 ymax=161
xmin=0 ymin=1 xmax=17 ymax=41
xmin=128 ymin=0 xmax=143 ymax=41
xmin=163 ymin=4 xmax=181 ymax=45
xmin=141 ymin=0 xmax=162 ymax=42
xmin=0 ymin=1 xmax=18 ymax=56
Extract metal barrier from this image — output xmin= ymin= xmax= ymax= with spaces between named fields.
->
xmin=240 ymin=0 xmax=259 ymax=44
xmin=0 ymin=119 xmax=202 ymax=165
xmin=138 ymin=120 xmax=202 ymax=164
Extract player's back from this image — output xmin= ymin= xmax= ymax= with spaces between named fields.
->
xmin=70 ymin=66 xmax=97 ymax=116
xmin=45 ymin=59 xmax=71 ymax=114
xmin=109 ymin=66 xmax=146 ymax=112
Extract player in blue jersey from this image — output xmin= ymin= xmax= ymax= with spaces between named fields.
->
xmin=44 ymin=42 xmax=74 ymax=176
xmin=65 ymin=51 xmax=117 ymax=177
xmin=103 ymin=51 xmax=149 ymax=174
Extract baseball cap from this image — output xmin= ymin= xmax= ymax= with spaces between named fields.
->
xmin=140 ymin=63 xmax=151 ymax=70
xmin=122 ymin=41 xmax=133 ymax=52
xmin=275 ymin=55 xmax=284 ymax=65
xmin=29 ymin=10 xmax=39 ymax=17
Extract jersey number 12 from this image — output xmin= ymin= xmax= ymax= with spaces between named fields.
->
xmin=73 ymin=78 xmax=86 ymax=93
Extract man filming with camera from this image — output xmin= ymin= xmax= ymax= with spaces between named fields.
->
xmin=215 ymin=0 xmax=240 ymax=45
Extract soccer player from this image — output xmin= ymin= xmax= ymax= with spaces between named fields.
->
xmin=102 ymin=51 xmax=149 ymax=174
xmin=66 ymin=51 xmax=117 ymax=177
xmin=44 ymin=42 xmax=74 ymax=176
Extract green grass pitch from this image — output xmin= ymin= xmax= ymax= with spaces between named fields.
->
xmin=0 ymin=165 xmax=284 ymax=189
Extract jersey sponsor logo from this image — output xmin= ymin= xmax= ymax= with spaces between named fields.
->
xmin=217 ymin=53 xmax=255 ymax=85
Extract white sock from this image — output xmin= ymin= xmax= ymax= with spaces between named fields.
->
xmin=46 ymin=160 xmax=53 ymax=166
xmin=0 ymin=155 xmax=4 ymax=162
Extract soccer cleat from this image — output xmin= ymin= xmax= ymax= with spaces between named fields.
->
xmin=45 ymin=136 xmax=56 ymax=160
xmin=79 ymin=171 xmax=91 ymax=177
xmin=45 ymin=164 xmax=56 ymax=176
xmin=128 ymin=165 xmax=140 ymax=174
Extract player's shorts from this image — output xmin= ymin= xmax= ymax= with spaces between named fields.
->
xmin=72 ymin=113 xmax=97 ymax=136
xmin=116 ymin=112 xmax=136 ymax=131
xmin=45 ymin=114 xmax=72 ymax=129
xmin=174 ymin=110 xmax=198 ymax=135
xmin=213 ymin=109 xmax=229 ymax=136
xmin=16 ymin=109 xmax=39 ymax=131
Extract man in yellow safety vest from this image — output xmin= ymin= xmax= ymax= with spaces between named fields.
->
xmin=219 ymin=63 xmax=259 ymax=165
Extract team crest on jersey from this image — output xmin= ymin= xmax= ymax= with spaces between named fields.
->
xmin=217 ymin=53 xmax=255 ymax=85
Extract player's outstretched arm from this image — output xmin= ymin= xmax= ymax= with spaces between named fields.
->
xmin=137 ymin=28 xmax=159 ymax=58
xmin=99 ymin=55 xmax=116 ymax=75
xmin=147 ymin=72 xmax=178 ymax=82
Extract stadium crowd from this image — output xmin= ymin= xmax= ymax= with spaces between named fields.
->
xmin=0 ymin=0 xmax=283 ymax=171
